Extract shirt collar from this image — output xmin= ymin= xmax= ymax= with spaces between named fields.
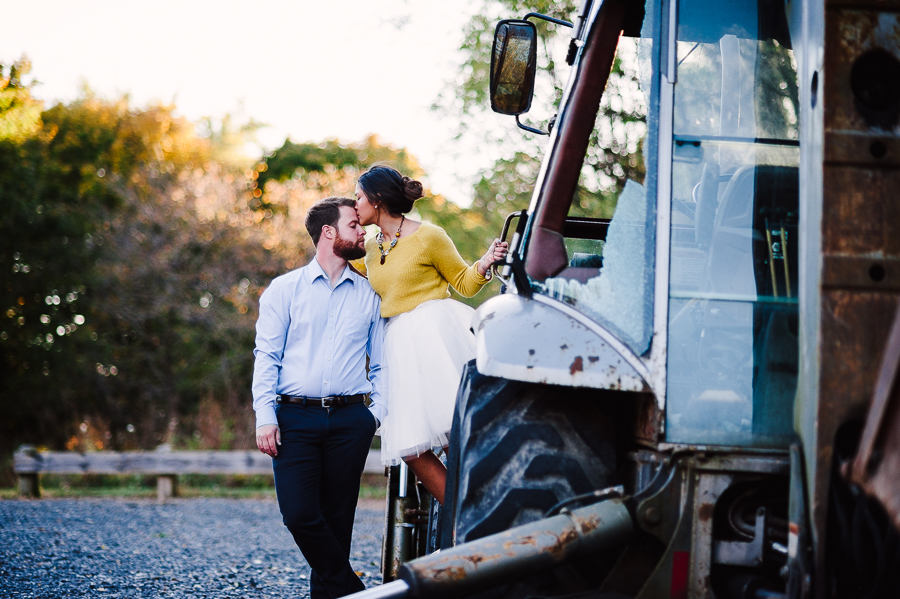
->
xmin=308 ymin=257 xmax=355 ymax=287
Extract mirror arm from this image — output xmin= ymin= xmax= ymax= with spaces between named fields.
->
xmin=567 ymin=0 xmax=592 ymax=64
xmin=516 ymin=115 xmax=550 ymax=136
xmin=509 ymin=13 xmax=571 ymax=134
xmin=523 ymin=12 xmax=574 ymax=28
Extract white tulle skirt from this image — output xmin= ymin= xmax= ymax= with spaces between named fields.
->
xmin=380 ymin=298 xmax=476 ymax=466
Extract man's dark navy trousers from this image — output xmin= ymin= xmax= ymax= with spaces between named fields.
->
xmin=273 ymin=400 xmax=377 ymax=599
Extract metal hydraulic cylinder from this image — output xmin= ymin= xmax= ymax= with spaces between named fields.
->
xmin=396 ymin=498 xmax=634 ymax=599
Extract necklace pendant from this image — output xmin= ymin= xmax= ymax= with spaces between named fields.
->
xmin=380 ymin=255 xmax=386 ymax=265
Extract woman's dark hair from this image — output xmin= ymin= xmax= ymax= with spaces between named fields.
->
xmin=357 ymin=165 xmax=424 ymax=216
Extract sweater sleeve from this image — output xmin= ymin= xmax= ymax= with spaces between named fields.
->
xmin=425 ymin=225 xmax=490 ymax=298
xmin=349 ymin=257 xmax=367 ymax=277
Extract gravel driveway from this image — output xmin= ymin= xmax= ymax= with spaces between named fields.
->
xmin=0 ymin=497 xmax=386 ymax=598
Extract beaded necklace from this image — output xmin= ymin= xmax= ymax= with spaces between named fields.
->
xmin=375 ymin=216 xmax=405 ymax=265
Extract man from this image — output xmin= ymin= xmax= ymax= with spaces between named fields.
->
xmin=252 ymin=196 xmax=386 ymax=599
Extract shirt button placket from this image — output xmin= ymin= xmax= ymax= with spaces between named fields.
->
xmin=325 ymin=295 xmax=335 ymax=395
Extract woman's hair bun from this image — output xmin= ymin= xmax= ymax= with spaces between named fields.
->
xmin=358 ymin=165 xmax=423 ymax=216
xmin=402 ymin=176 xmax=424 ymax=202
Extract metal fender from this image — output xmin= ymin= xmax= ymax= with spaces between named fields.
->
xmin=472 ymin=293 xmax=650 ymax=392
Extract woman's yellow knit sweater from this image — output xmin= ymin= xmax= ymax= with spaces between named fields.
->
xmin=351 ymin=222 xmax=489 ymax=318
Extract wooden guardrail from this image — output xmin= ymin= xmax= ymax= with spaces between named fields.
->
xmin=13 ymin=445 xmax=383 ymax=500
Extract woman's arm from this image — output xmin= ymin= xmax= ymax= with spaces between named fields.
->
xmin=426 ymin=226 xmax=506 ymax=297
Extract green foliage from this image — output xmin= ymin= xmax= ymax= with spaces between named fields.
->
xmin=257 ymin=139 xmax=362 ymax=189
xmin=0 ymin=63 xmax=285 ymax=459
xmin=255 ymin=135 xmax=418 ymax=195
xmin=0 ymin=58 xmax=42 ymax=141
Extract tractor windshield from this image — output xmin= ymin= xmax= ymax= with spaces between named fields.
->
xmin=665 ymin=0 xmax=800 ymax=447
xmin=534 ymin=6 xmax=657 ymax=357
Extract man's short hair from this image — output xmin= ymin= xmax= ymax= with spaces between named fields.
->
xmin=305 ymin=197 xmax=357 ymax=246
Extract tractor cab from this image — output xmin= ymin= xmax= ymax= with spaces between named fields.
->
xmin=482 ymin=0 xmax=801 ymax=450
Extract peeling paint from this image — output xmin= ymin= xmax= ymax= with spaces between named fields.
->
xmin=546 ymin=528 xmax=579 ymax=558
xmin=463 ymin=553 xmax=501 ymax=566
xmin=570 ymin=357 xmax=584 ymax=375
xmin=577 ymin=515 xmax=602 ymax=535
xmin=503 ymin=535 xmax=539 ymax=550
xmin=474 ymin=293 xmax=651 ymax=393
xmin=428 ymin=565 xmax=468 ymax=582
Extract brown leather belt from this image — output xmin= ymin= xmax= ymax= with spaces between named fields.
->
xmin=278 ymin=393 xmax=367 ymax=408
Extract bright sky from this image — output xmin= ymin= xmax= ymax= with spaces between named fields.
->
xmin=1 ymin=0 xmax=487 ymax=206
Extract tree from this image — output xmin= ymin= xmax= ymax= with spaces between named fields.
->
xmin=0 ymin=62 xmax=119 ymax=456
xmin=435 ymin=0 xmax=648 ymax=223
xmin=0 ymin=68 xmax=285 ymax=462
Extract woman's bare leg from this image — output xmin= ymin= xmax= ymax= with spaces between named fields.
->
xmin=404 ymin=451 xmax=446 ymax=505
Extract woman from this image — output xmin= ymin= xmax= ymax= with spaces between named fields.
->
xmin=352 ymin=165 xmax=506 ymax=504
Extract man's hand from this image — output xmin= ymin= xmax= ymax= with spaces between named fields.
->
xmin=256 ymin=424 xmax=281 ymax=457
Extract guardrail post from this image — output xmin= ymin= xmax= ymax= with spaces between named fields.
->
xmin=18 ymin=473 xmax=40 ymax=498
xmin=14 ymin=445 xmax=40 ymax=498
xmin=157 ymin=475 xmax=177 ymax=501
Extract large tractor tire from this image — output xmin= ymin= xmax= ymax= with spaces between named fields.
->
xmin=444 ymin=361 xmax=619 ymax=547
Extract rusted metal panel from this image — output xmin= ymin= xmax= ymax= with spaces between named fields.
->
xmin=689 ymin=472 xmax=733 ymax=598
xmin=692 ymin=453 xmax=790 ymax=475
xmin=823 ymin=255 xmax=900 ymax=291
xmin=810 ymin=288 xmax=899 ymax=589
xmin=634 ymin=391 xmax=664 ymax=444
xmin=818 ymin=291 xmax=899 ymax=421
xmin=849 ymin=300 xmax=900 ymax=529
xmin=822 ymin=167 xmax=900 ymax=255
xmin=813 ymin=3 xmax=900 ymax=593
xmin=826 ymin=0 xmax=900 ymax=8
xmin=824 ymin=10 xmax=900 ymax=134
xmin=824 ymin=131 xmax=900 ymax=165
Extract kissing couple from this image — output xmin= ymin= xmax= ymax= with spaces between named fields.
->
xmin=251 ymin=164 xmax=507 ymax=598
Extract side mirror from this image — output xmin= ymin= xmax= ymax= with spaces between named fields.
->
xmin=490 ymin=20 xmax=538 ymax=116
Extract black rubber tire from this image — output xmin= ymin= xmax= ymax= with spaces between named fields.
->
xmin=449 ymin=361 xmax=619 ymax=545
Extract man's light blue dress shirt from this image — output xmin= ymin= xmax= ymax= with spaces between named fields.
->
xmin=252 ymin=258 xmax=387 ymax=429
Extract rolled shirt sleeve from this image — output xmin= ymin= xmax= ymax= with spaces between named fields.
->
xmin=251 ymin=281 xmax=289 ymax=429
xmin=366 ymin=309 xmax=388 ymax=426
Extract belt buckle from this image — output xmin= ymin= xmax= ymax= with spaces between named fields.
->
xmin=321 ymin=396 xmax=337 ymax=408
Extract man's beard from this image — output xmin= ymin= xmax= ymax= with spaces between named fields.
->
xmin=333 ymin=234 xmax=366 ymax=261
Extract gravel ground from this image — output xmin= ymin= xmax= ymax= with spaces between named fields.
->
xmin=0 ymin=497 xmax=386 ymax=598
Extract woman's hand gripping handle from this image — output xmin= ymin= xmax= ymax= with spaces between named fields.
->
xmin=478 ymin=239 xmax=509 ymax=278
